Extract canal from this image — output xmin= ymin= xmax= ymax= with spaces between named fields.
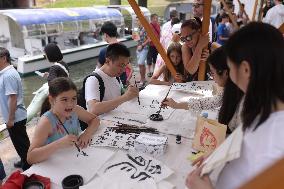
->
xmin=21 ymin=47 xmax=138 ymax=106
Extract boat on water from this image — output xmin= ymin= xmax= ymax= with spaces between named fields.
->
xmin=0 ymin=6 xmax=150 ymax=76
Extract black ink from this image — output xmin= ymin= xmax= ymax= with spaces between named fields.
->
xmin=104 ymin=154 xmax=163 ymax=181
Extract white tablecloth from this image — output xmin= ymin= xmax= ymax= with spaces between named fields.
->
xmin=24 ymin=83 xmax=216 ymax=189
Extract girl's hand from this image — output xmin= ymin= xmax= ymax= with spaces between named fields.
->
xmin=197 ymin=33 xmax=210 ymax=49
xmin=162 ymin=98 xmax=179 ymax=109
xmin=175 ymin=73 xmax=185 ymax=83
xmin=58 ymin=134 xmax=78 ymax=148
xmin=185 ymin=166 xmax=213 ymax=189
xmin=78 ymin=132 xmax=93 ymax=149
xmin=201 ymin=49 xmax=210 ymax=61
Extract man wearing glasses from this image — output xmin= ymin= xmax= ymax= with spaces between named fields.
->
xmin=192 ymin=0 xmax=214 ymax=42
xmin=85 ymin=43 xmax=139 ymax=115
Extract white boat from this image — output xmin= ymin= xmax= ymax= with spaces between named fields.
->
xmin=0 ymin=6 xmax=150 ymax=76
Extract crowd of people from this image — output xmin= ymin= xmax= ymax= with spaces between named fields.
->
xmin=0 ymin=0 xmax=283 ymax=188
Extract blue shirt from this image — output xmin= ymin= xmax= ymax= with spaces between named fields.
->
xmin=44 ymin=111 xmax=81 ymax=144
xmin=98 ymin=46 xmax=107 ymax=66
xmin=0 ymin=66 xmax=27 ymax=123
xmin=217 ymin=23 xmax=229 ymax=46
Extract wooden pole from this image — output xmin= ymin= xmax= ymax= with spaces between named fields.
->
xmin=220 ymin=0 xmax=239 ymax=29
xmin=258 ymin=0 xmax=265 ymax=21
xmin=127 ymin=0 xmax=177 ymax=76
xmin=252 ymin=0 xmax=259 ymax=21
xmin=279 ymin=23 xmax=284 ymax=34
xmin=239 ymin=158 xmax=284 ymax=189
xmin=198 ymin=0 xmax=212 ymax=81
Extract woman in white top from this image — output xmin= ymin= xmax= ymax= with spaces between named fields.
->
xmin=186 ymin=22 xmax=284 ymax=189
xmin=163 ymin=47 xmax=243 ymax=133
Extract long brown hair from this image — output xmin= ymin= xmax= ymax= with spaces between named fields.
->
xmin=163 ymin=42 xmax=185 ymax=82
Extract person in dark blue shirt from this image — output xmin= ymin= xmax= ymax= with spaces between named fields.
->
xmin=217 ymin=13 xmax=230 ymax=46
xmin=98 ymin=21 xmax=128 ymax=86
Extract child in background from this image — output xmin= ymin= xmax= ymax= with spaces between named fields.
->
xmin=27 ymin=77 xmax=100 ymax=164
xmin=150 ymin=42 xmax=186 ymax=85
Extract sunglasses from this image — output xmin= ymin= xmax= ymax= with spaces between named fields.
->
xmin=193 ymin=3 xmax=204 ymax=8
xmin=180 ymin=31 xmax=198 ymax=43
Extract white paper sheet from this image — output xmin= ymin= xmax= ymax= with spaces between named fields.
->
xmin=171 ymin=81 xmax=214 ymax=97
xmin=116 ymin=99 xmax=175 ymax=120
xmin=98 ymin=151 xmax=173 ymax=183
xmin=146 ymin=109 xmax=197 ymax=138
xmin=80 ymin=172 xmax=158 ymax=189
xmin=24 ymin=147 xmax=115 ymax=186
xmin=80 ymin=176 xmax=174 ymax=189
xmin=201 ymin=126 xmax=243 ymax=176
xmin=101 ymin=110 xmax=148 ymax=125
xmin=139 ymin=85 xmax=170 ymax=101
xmin=90 ymin=127 xmax=140 ymax=150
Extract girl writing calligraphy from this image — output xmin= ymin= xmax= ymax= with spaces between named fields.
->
xmin=27 ymin=77 xmax=100 ymax=164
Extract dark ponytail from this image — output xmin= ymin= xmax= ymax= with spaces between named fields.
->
xmin=181 ymin=17 xmax=202 ymax=30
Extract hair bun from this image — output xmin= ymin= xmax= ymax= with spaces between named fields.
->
xmin=194 ymin=17 xmax=202 ymax=27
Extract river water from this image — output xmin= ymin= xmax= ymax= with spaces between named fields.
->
xmin=21 ymin=47 xmax=138 ymax=106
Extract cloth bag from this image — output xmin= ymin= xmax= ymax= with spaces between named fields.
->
xmin=2 ymin=170 xmax=51 ymax=189
xmin=192 ymin=116 xmax=227 ymax=152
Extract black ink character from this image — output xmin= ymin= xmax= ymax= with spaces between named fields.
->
xmin=105 ymin=162 xmax=151 ymax=181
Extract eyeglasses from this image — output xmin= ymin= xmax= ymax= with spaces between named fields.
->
xmin=180 ymin=31 xmax=198 ymax=42
xmin=193 ymin=3 xmax=204 ymax=8
xmin=115 ymin=62 xmax=129 ymax=69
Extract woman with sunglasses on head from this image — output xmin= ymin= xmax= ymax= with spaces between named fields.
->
xmin=181 ymin=17 xmax=210 ymax=81
xmin=27 ymin=77 xmax=100 ymax=164
xmin=186 ymin=22 xmax=284 ymax=189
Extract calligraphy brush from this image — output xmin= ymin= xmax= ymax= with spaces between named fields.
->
xmin=54 ymin=114 xmax=81 ymax=153
xmin=156 ymin=85 xmax=173 ymax=115
xmin=133 ymin=75 xmax=141 ymax=105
